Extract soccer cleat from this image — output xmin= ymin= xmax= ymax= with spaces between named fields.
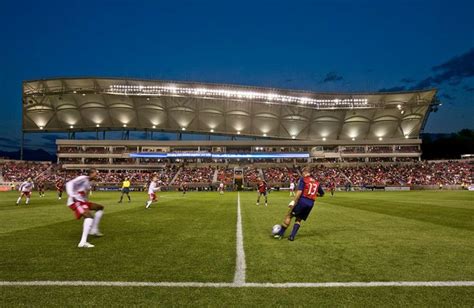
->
xmin=118 ymin=201 xmax=122 ymax=203
xmin=265 ymin=203 xmax=268 ymax=207
xmin=273 ymin=234 xmax=282 ymax=240
xmin=256 ymin=202 xmax=259 ymax=206
xmin=77 ymin=242 xmax=95 ymax=248
xmin=288 ymin=236 xmax=295 ymax=241
xmin=89 ymin=231 xmax=104 ymax=237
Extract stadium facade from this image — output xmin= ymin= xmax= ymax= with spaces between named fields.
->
xmin=22 ymin=78 xmax=439 ymax=168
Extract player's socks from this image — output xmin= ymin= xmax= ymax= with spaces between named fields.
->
xmin=26 ymin=198 xmax=30 ymax=204
xmin=79 ymin=218 xmax=93 ymax=245
xmin=289 ymin=223 xmax=300 ymax=240
xmin=278 ymin=226 xmax=287 ymax=236
xmin=16 ymin=197 xmax=21 ymax=204
xmin=146 ymin=200 xmax=152 ymax=208
xmin=90 ymin=210 xmax=103 ymax=235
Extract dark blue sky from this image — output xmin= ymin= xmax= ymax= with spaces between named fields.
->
xmin=0 ymin=0 xmax=473 ymax=152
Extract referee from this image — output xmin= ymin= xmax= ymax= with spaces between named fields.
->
xmin=118 ymin=177 xmax=131 ymax=203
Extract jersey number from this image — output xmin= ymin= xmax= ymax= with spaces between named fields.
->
xmin=307 ymin=183 xmax=318 ymax=196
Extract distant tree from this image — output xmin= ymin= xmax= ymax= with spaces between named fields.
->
xmin=422 ymin=129 xmax=474 ymax=159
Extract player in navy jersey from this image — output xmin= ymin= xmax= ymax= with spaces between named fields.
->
xmin=274 ymin=166 xmax=324 ymax=241
xmin=256 ymin=177 xmax=268 ymax=206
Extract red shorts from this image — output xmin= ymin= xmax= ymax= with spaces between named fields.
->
xmin=68 ymin=201 xmax=92 ymax=220
xmin=21 ymin=191 xmax=31 ymax=197
xmin=149 ymin=193 xmax=156 ymax=201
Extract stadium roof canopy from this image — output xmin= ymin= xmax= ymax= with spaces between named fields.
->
xmin=23 ymin=78 xmax=438 ymax=141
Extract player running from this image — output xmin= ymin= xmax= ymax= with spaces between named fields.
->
xmin=256 ymin=177 xmax=268 ymax=206
xmin=328 ymin=181 xmax=335 ymax=196
xmin=66 ymin=169 xmax=105 ymax=248
xmin=118 ymin=177 xmax=131 ymax=203
xmin=16 ymin=178 xmax=34 ymax=205
xmin=56 ymin=179 xmax=64 ymax=200
xmin=146 ymin=176 xmax=160 ymax=209
xmin=218 ymin=182 xmax=225 ymax=195
xmin=274 ymin=166 xmax=324 ymax=241
xmin=289 ymin=180 xmax=295 ymax=197
xmin=37 ymin=180 xmax=45 ymax=197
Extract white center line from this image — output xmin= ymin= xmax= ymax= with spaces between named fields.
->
xmin=233 ymin=192 xmax=246 ymax=285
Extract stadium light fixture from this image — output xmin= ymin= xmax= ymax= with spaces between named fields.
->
xmin=182 ymin=127 xmax=186 ymax=131
xmin=146 ymin=97 xmax=150 ymax=101
xmin=210 ymin=129 xmax=214 ymax=133
xmin=123 ymin=124 xmax=127 ymax=127
xmin=96 ymin=124 xmax=100 ymax=127
xmin=107 ymin=85 xmax=370 ymax=109
xmin=263 ymin=133 xmax=267 ymax=137
xmin=405 ymin=135 xmax=409 ymax=139
xmin=397 ymin=104 xmax=402 ymax=109
xmin=322 ymin=137 xmax=327 ymax=141
xmin=69 ymin=125 xmax=74 ymax=129
xmin=73 ymin=90 xmax=77 ymax=94
xmin=292 ymin=136 xmax=296 ymax=139
xmin=378 ymin=137 xmax=383 ymax=141
xmin=39 ymin=126 xmax=44 ymax=130
xmin=237 ymin=131 xmax=241 ymax=135
xmin=351 ymin=137 xmax=355 ymax=141
xmin=152 ymin=125 xmax=156 ymax=129
xmin=400 ymin=110 xmax=405 ymax=114
xmin=82 ymin=93 xmax=86 ymax=96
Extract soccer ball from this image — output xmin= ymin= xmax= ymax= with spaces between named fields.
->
xmin=272 ymin=224 xmax=282 ymax=235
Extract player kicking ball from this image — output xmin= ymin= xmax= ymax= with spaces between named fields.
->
xmin=16 ymin=178 xmax=34 ymax=205
xmin=66 ymin=169 xmax=105 ymax=248
xmin=274 ymin=166 xmax=324 ymax=241
xmin=145 ymin=176 xmax=160 ymax=209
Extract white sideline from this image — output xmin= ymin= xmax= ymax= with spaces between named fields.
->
xmin=233 ymin=192 xmax=246 ymax=285
xmin=1 ymin=281 xmax=473 ymax=288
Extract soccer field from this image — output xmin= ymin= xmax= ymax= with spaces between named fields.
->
xmin=1 ymin=190 xmax=473 ymax=306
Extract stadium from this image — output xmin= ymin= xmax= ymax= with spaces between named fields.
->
xmin=1 ymin=77 xmax=472 ymax=306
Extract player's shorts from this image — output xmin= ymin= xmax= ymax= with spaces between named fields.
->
xmin=122 ymin=187 xmax=130 ymax=194
xmin=68 ymin=200 xmax=92 ymax=220
xmin=291 ymin=198 xmax=315 ymax=221
xmin=258 ymin=191 xmax=267 ymax=196
xmin=149 ymin=193 xmax=156 ymax=201
xmin=21 ymin=191 xmax=31 ymax=197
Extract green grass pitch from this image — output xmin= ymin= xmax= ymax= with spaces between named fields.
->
xmin=1 ymin=190 xmax=473 ymax=306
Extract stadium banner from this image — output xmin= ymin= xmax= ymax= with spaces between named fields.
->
xmin=129 ymin=152 xmax=309 ymax=159
xmin=385 ymin=186 xmax=411 ymax=191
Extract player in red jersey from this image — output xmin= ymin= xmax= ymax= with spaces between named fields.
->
xmin=256 ymin=177 xmax=268 ymax=206
xmin=56 ymin=179 xmax=64 ymax=200
xmin=37 ymin=180 xmax=45 ymax=197
xmin=66 ymin=169 xmax=105 ymax=248
xmin=274 ymin=166 xmax=324 ymax=241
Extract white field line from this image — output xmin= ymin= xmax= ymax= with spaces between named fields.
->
xmin=233 ymin=192 xmax=246 ymax=285
xmin=1 ymin=281 xmax=473 ymax=288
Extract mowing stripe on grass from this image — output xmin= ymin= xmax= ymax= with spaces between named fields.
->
xmin=233 ymin=192 xmax=246 ymax=285
xmin=1 ymin=281 xmax=473 ymax=288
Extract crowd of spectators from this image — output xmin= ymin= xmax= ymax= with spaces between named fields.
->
xmin=173 ymin=167 xmax=215 ymax=185
xmin=1 ymin=160 xmax=471 ymax=188
xmin=244 ymin=168 xmax=260 ymax=184
xmin=263 ymin=167 xmax=299 ymax=184
xmin=217 ymin=167 xmax=234 ymax=185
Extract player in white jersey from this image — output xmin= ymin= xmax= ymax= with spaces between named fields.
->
xmin=289 ymin=181 xmax=296 ymax=197
xmin=16 ymin=178 xmax=34 ymax=205
xmin=218 ymin=182 xmax=225 ymax=195
xmin=146 ymin=176 xmax=160 ymax=209
xmin=66 ymin=169 xmax=105 ymax=248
